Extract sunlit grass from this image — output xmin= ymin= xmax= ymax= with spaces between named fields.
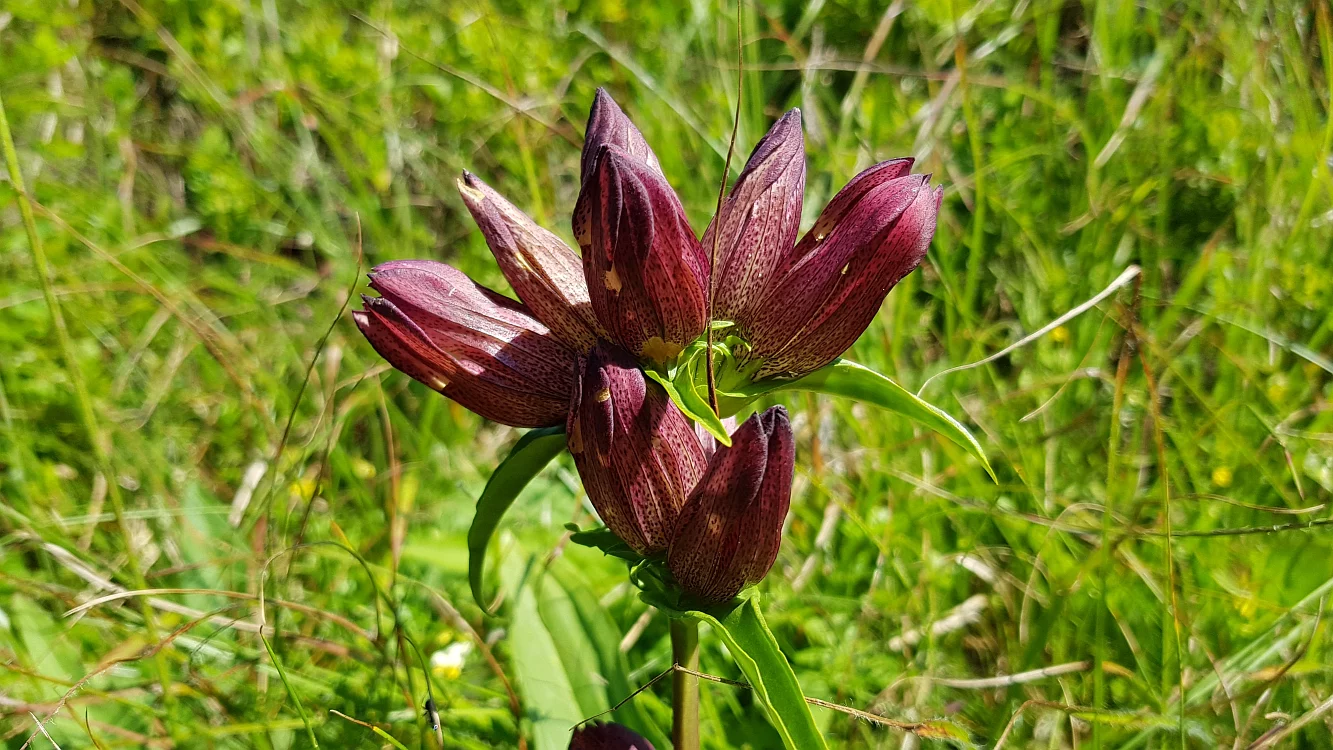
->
xmin=1 ymin=0 xmax=1331 ymax=747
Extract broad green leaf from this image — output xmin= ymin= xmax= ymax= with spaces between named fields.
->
xmin=723 ymin=359 xmax=995 ymax=480
xmin=467 ymin=426 xmax=567 ymax=613
xmin=501 ymin=547 xmax=583 ymax=750
xmin=689 ymin=597 xmax=828 ymax=750
xmin=645 ymin=368 xmax=732 ymax=446
xmin=537 ymin=574 xmax=610 ymax=719
xmin=552 ymin=561 xmax=670 ymax=749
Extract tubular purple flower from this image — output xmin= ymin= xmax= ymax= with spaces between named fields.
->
xmin=567 ymin=344 xmax=707 ymax=555
xmin=569 ymin=722 xmax=655 ymax=750
xmin=353 ymin=260 xmax=576 ymax=427
xmin=456 ymin=172 xmax=605 ymax=352
xmin=703 ymin=108 xmax=805 ymax=327
xmin=668 ymin=406 xmax=794 ymax=604
xmin=744 ymin=162 xmax=940 ymax=378
xmin=573 ymin=88 xmax=665 ymax=253
xmin=582 ymin=145 xmax=709 ymax=362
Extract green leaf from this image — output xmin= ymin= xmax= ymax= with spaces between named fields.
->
xmin=689 ymin=597 xmax=828 ymax=750
xmin=536 ymin=571 xmax=611 ymax=720
xmin=467 ymin=426 xmax=567 ymax=614
xmin=551 ymin=561 xmax=670 ymax=750
xmin=645 ymin=368 xmax=732 ymax=447
xmin=501 ymin=548 xmax=583 ymax=750
xmin=568 ymin=524 xmax=644 ymax=563
xmin=725 ymin=359 xmax=995 ymax=480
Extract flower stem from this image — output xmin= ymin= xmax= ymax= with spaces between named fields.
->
xmin=704 ymin=0 xmax=745 ymax=417
xmin=670 ymin=618 xmax=701 ymax=750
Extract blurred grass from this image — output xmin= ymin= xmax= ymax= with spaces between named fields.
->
xmin=2 ymin=0 xmax=1332 ymax=747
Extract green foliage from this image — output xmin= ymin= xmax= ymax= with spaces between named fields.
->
xmin=467 ymin=425 xmax=567 ymax=613
xmin=2 ymin=0 xmax=1332 ymax=747
xmin=692 ymin=596 xmax=830 ymax=750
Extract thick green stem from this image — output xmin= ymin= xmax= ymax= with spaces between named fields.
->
xmin=670 ymin=618 xmax=700 ymax=750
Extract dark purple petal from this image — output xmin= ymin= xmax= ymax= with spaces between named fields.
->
xmin=668 ymin=406 xmax=794 ymax=603
xmin=703 ymin=109 xmax=805 ymax=327
xmin=567 ymin=344 xmax=706 ymax=554
xmin=789 ymin=157 xmax=915 ymax=269
xmin=580 ymin=88 xmax=664 ymax=184
xmin=762 ymin=184 xmax=941 ymax=377
xmin=457 ymin=172 xmax=605 ymax=351
xmin=355 ymin=261 xmax=576 ymax=427
xmin=744 ymin=166 xmax=938 ymax=377
xmin=570 ymin=722 xmax=655 ymax=750
xmin=583 ymin=146 xmax=708 ymax=362
xmin=573 ymin=89 xmax=664 ymax=253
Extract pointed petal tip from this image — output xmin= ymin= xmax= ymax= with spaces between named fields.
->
xmin=588 ymin=87 xmax=625 ymax=120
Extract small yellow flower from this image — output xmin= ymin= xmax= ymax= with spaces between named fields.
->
xmin=289 ymin=477 xmax=318 ymax=500
xmin=1212 ymin=467 xmax=1233 ymax=488
xmin=1051 ymin=326 xmax=1070 ymax=344
xmin=351 ymin=458 xmax=377 ymax=480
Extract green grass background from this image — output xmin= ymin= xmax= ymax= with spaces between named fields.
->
xmin=2 ymin=0 xmax=1332 ymax=747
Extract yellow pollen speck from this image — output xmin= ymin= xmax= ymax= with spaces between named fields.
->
xmin=815 ymin=233 xmax=826 ymax=242
xmin=840 ymin=263 xmax=850 ymax=275
xmin=456 ymin=180 xmax=483 ymax=201
xmin=605 ymin=266 xmax=623 ymax=293
xmin=640 ymin=337 xmax=682 ymax=363
xmin=1212 ymin=467 xmax=1233 ymax=488
xmin=1051 ymin=325 xmax=1070 ymax=344
xmin=595 ymin=388 xmax=612 ymax=403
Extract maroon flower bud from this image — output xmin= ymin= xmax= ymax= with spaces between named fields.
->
xmin=745 ymin=162 xmax=940 ymax=378
xmin=457 ymin=171 xmax=605 ymax=352
xmin=582 ymin=146 xmax=709 ymax=363
xmin=703 ymin=109 xmax=805 ymax=327
xmin=573 ymin=88 xmax=665 ymax=253
xmin=668 ymin=406 xmax=794 ymax=603
xmin=354 ymin=260 xmax=576 ymax=427
xmin=567 ymin=344 xmax=707 ymax=555
xmin=569 ymin=722 xmax=655 ymax=750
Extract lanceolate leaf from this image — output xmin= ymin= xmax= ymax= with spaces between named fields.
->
xmin=689 ymin=597 xmax=829 ymax=750
xmin=723 ymin=359 xmax=995 ymax=480
xmin=645 ymin=368 xmax=732 ymax=447
xmin=501 ymin=548 xmax=584 ymax=750
xmin=468 ymin=426 xmax=567 ymax=613
xmin=551 ymin=562 xmax=670 ymax=750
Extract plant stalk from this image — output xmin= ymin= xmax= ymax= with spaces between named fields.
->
xmin=670 ymin=618 xmax=701 ymax=750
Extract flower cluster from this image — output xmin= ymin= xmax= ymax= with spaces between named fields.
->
xmin=354 ymin=88 xmax=940 ymax=603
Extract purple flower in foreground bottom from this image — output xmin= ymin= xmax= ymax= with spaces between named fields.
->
xmin=353 ymin=260 xmax=576 ymax=427
xmin=570 ymin=722 xmax=655 ymax=750
xmin=668 ymin=406 xmax=794 ymax=603
xmin=567 ymin=343 xmax=707 ymax=555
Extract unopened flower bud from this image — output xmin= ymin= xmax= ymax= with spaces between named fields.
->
xmin=668 ymin=406 xmax=794 ymax=603
xmin=569 ymin=722 xmax=655 ymax=750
